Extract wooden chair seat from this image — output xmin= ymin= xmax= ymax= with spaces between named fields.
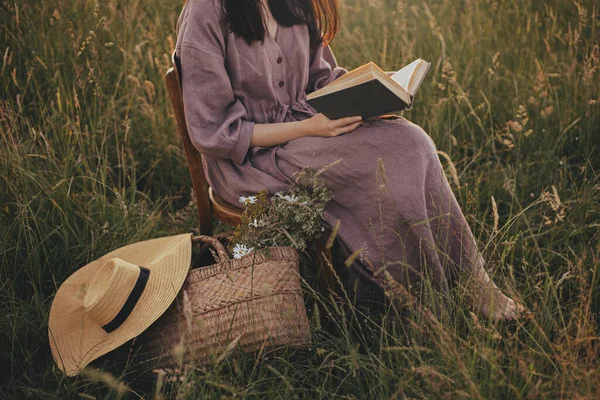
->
xmin=208 ymin=187 xmax=243 ymax=227
xmin=166 ymin=50 xmax=337 ymax=293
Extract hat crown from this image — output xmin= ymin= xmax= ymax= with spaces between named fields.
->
xmin=83 ymin=258 xmax=142 ymax=329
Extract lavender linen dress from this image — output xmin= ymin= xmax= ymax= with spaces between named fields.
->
xmin=176 ymin=0 xmax=482 ymax=300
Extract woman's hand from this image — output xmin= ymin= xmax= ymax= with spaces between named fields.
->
xmin=304 ymin=113 xmax=363 ymax=138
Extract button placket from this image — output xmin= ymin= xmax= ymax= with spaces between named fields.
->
xmin=275 ymin=52 xmax=285 ymax=88
xmin=270 ymin=30 xmax=287 ymax=96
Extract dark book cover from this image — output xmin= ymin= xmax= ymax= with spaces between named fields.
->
xmin=306 ymin=79 xmax=409 ymax=120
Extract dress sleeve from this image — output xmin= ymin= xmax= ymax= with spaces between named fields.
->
xmin=306 ymin=43 xmax=348 ymax=94
xmin=178 ymin=37 xmax=254 ymax=165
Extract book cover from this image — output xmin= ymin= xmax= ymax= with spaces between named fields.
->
xmin=307 ymin=79 xmax=410 ymax=120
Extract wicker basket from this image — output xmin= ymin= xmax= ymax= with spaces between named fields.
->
xmin=141 ymin=235 xmax=311 ymax=365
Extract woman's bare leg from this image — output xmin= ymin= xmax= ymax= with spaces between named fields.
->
xmin=463 ymin=255 xmax=525 ymax=321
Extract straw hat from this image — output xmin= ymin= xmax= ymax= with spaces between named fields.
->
xmin=48 ymin=233 xmax=193 ymax=376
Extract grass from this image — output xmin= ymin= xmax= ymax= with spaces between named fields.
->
xmin=1 ymin=0 xmax=599 ymax=398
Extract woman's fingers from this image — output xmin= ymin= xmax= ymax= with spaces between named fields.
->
xmin=329 ymin=115 xmax=362 ymax=128
xmin=308 ymin=114 xmax=362 ymax=138
xmin=333 ymin=120 xmax=362 ymax=136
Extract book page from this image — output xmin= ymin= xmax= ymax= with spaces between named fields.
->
xmin=390 ymin=59 xmax=422 ymax=92
xmin=407 ymin=61 xmax=431 ymax=95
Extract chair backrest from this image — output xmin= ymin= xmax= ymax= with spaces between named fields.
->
xmin=166 ymin=50 xmax=213 ymax=235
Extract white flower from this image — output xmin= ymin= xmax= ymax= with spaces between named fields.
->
xmin=239 ymin=195 xmax=257 ymax=205
xmin=275 ymin=192 xmax=299 ymax=202
xmin=249 ymin=218 xmax=261 ymax=228
xmin=232 ymin=244 xmax=254 ymax=259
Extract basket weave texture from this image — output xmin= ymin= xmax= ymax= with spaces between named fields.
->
xmin=143 ymin=235 xmax=311 ymax=365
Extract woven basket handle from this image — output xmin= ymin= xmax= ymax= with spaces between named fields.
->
xmin=191 ymin=235 xmax=230 ymax=262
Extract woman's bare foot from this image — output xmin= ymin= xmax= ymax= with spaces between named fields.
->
xmin=465 ymin=260 xmax=525 ymax=321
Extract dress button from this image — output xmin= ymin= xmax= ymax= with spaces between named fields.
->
xmin=278 ymin=80 xmax=284 ymax=87
xmin=277 ymin=56 xmax=283 ymax=64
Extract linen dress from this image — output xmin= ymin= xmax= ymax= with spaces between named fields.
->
xmin=175 ymin=0 xmax=482 ymax=301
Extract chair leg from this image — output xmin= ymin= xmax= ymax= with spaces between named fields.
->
xmin=315 ymin=235 xmax=337 ymax=295
xmin=196 ymin=208 xmax=213 ymax=236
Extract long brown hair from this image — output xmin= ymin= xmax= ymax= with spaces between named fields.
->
xmin=186 ymin=0 xmax=340 ymax=47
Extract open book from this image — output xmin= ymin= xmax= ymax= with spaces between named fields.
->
xmin=306 ymin=59 xmax=431 ymax=120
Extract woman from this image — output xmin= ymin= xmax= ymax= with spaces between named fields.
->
xmin=176 ymin=0 xmax=523 ymax=320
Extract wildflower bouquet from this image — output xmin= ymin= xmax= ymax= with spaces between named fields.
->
xmin=230 ymin=165 xmax=334 ymax=259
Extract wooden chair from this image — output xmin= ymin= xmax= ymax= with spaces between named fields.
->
xmin=165 ymin=51 xmax=337 ymax=293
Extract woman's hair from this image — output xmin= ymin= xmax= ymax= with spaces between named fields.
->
xmin=186 ymin=0 xmax=339 ymax=46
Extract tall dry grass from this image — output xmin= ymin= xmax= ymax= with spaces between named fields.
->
xmin=1 ymin=0 xmax=599 ymax=398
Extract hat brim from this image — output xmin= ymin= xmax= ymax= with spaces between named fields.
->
xmin=48 ymin=233 xmax=192 ymax=376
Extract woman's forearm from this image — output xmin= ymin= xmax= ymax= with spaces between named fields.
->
xmin=250 ymin=120 xmax=311 ymax=148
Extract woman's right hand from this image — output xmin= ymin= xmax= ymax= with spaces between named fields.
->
xmin=304 ymin=113 xmax=363 ymax=138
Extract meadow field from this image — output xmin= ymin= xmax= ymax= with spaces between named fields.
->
xmin=1 ymin=0 xmax=599 ymax=398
